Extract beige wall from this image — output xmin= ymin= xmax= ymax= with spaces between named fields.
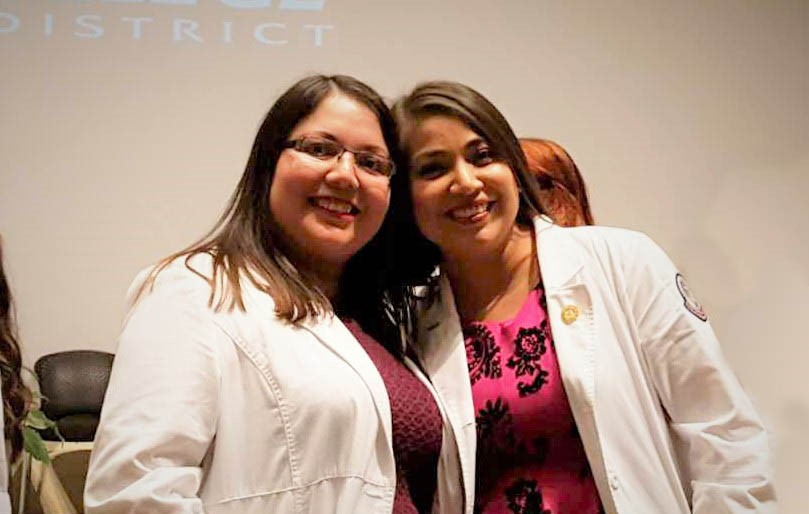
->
xmin=1 ymin=0 xmax=807 ymax=510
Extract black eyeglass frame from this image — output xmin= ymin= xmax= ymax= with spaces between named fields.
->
xmin=282 ymin=136 xmax=396 ymax=178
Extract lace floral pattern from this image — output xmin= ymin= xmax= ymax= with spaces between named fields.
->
xmin=464 ymin=324 xmax=502 ymax=385
xmin=463 ymin=286 xmax=602 ymax=514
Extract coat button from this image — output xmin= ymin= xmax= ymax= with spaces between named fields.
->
xmin=609 ymin=474 xmax=620 ymax=490
xmin=561 ymin=305 xmax=580 ymax=325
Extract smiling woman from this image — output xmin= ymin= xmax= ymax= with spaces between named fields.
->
xmin=269 ymin=93 xmax=393 ymax=293
xmin=383 ymin=80 xmax=776 ymax=514
xmin=83 ymin=75 xmax=474 ymax=514
xmin=407 ymin=115 xmax=524 ymax=263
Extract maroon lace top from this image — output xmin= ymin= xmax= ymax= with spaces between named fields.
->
xmin=344 ymin=320 xmax=443 ymax=514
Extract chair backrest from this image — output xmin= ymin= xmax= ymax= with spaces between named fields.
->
xmin=34 ymin=350 xmax=114 ymax=441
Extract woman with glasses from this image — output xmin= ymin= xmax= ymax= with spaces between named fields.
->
xmin=381 ymin=81 xmax=775 ymax=514
xmin=85 ymin=75 xmax=474 ymax=514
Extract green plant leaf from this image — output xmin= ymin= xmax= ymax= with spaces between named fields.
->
xmin=51 ymin=422 xmax=65 ymax=443
xmin=24 ymin=409 xmax=65 ymax=442
xmin=25 ymin=409 xmax=56 ymax=431
xmin=22 ymin=427 xmax=51 ymax=464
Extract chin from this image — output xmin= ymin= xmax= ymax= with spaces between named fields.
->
xmin=314 ymin=238 xmax=362 ymax=257
xmin=441 ymin=231 xmax=506 ymax=258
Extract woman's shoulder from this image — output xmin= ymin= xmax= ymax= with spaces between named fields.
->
xmin=129 ymin=252 xmax=215 ymax=296
xmin=537 ymin=222 xmax=675 ymax=284
xmin=123 ymin=252 xmax=245 ymax=318
xmin=544 ymin=223 xmax=657 ymax=255
xmin=119 ymin=253 xmax=289 ymax=361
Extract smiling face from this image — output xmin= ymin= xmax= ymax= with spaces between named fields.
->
xmin=407 ymin=115 xmax=522 ymax=260
xmin=269 ymin=92 xmax=391 ymax=275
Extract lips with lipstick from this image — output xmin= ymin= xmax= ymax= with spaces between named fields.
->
xmin=309 ymin=196 xmax=360 ymax=216
xmin=447 ymin=200 xmax=494 ymax=223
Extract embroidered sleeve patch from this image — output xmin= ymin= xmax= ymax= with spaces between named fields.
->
xmin=675 ymin=273 xmax=707 ymax=322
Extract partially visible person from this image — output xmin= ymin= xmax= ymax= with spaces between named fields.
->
xmin=519 ymin=138 xmax=594 ymax=227
xmin=385 ymin=80 xmax=775 ymax=514
xmin=0 ymin=238 xmax=33 ymax=513
xmin=85 ymin=75 xmax=473 ymax=514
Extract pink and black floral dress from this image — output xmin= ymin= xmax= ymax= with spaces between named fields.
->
xmin=463 ymin=285 xmax=603 ymax=514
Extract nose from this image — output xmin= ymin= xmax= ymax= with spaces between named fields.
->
xmin=324 ymin=151 xmax=360 ymax=190
xmin=449 ymin=161 xmax=483 ymax=195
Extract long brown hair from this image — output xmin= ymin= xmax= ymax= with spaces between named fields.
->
xmin=139 ymin=75 xmax=403 ymax=354
xmin=0 ymin=239 xmax=33 ymax=461
xmin=520 ymin=138 xmax=595 ymax=226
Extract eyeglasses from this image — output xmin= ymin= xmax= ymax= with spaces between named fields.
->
xmin=283 ymin=136 xmax=396 ymax=178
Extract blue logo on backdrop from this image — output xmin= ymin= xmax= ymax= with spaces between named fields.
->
xmin=0 ymin=0 xmax=334 ymax=47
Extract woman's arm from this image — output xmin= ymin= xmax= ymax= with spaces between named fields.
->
xmin=84 ymin=272 xmax=224 ymax=514
xmin=624 ymin=233 xmax=776 ymax=513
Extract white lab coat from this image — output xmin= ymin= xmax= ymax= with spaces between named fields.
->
xmin=416 ymin=217 xmax=775 ymax=514
xmin=84 ymin=254 xmax=476 ymax=514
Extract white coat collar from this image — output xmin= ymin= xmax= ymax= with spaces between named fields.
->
xmin=532 ymin=215 xmax=585 ymax=291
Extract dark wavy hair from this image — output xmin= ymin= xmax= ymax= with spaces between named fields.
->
xmin=141 ymin=75 xmax=404 ymax=356
xmin=0 ymin=239 xmax=33 ymax=461
xmin=380 ymin=81 xmax=549 ymax=341
xmin=520 ymin=138 xmax=594 ymax=227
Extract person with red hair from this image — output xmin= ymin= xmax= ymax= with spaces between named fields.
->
xmin=519 ymin=138 xmax=594 ymax=227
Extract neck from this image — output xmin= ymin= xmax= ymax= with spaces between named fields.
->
xmin=289 ymin=252 xmax=343 ymax=302
xmin=443 ymin=225 xmax=538 ymax=322
xmin=310 ymin=267 xmax=341 ymax=301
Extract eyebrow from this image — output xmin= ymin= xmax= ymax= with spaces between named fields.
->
xmin=411 ymin=137 xmax=487 ymax=162
xmin=299 ymin=131 xmax=389 ymax=156
xmin=411 ymin=149 xmax=447 ymax=162
xmin=464 ymin=137 xmax=487 ymax=147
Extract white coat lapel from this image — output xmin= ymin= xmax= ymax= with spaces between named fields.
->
xmin=417 ymin=274 xmax=474 ymax=431
xmin=417 ymin=274 xmax=477 ymax=513
xmin=534 ymin=219 xmax=618 ymax=512
xmin=234 ymin=276 xmax=394 ymax=442
xmin=301 ymin=316 xmax=393 ymax=446
xmin=534 ymin=217 xmax=596 ymax=410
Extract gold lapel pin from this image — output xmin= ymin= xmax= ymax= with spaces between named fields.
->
xmin=561 ymin=305 xmax=580 ymax=325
